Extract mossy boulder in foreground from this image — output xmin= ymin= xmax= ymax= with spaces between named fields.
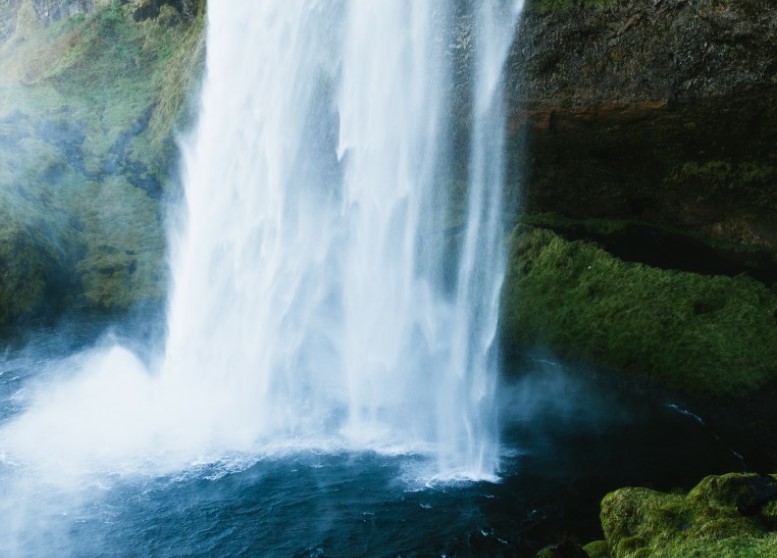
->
xmin=595 ymin=473 xmax=777 ymax=557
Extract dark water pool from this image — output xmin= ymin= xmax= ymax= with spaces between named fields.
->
xmin=0 ymin=326 xmax=746 ymax=557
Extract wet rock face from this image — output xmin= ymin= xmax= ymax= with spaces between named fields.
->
xmin=0 ymin=2 xmax=205 ymax=327
xmin=0 ymin=0 xmax=95 ymax=39
xmin=0 ymin=0 xmax=19 ymax=40
xmin=496 ymin=0 xmax=777 ymax=476
xmin=511 ymin=0 xmax=777 ymax=108
xmin=132 ymin=0 xmax=201 ymax=22
xmin=506 ymin=0 xmax=777 ymax=254
xmin=32 ymin=0 xmax=93 ymax=22
xmin=0 ymin=217 xmax=78 ymax=328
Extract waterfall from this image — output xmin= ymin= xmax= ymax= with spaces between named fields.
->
xmin=1 ymin=0 xmax=521 ymax=482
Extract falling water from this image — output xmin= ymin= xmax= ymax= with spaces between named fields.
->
xmin=1 ymin=0 xmax=521 ymax=481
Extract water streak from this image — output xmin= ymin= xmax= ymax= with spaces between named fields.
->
xmin=2 ymin=0 xmax=521 ymax=481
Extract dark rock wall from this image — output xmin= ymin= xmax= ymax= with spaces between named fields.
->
xmin=512 ymin=0 xmax=777 ymax=106
xmin=501 ymin=0 xmax=777 ymax=469
xmin=508 ymin=0 xmax=777 ymax=254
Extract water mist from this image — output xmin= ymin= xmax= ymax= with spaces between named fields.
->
xmin=1 ymin=0 xmax=521 ymax=482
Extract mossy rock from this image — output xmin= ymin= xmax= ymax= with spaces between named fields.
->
xmin=520 ymin=212 xmax=777 ymax=285
xmin=0 ymin=214 xmax=74 ymax=325
xmin=583 ymin=540 xmax=611 ymax=558
xmin=0 ymin=1 xmax=205 ymax=327
xmin=501 ymin=226 xmax=777 ymax=398
xmin=536 ymin=540 xmax=590 ymax=557
xmin=71 ymin=176 xmax=166 ymax=309
xmin=600 ymin=474 xmax=777 ymax=557
xmin=687 ymin=474 xmax=777 ymax=513
xmin=762 ymin=499 xmax=777 ymax=529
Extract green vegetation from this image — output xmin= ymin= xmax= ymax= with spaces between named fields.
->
xmin=0 ymin=1 xmax=204 ymax=323
xmin=0 ymin=203 xmax=75 ymax=325
xmin=583 ymin=540 xmax=612 ymax=558
xmin=521 ymin=212 xmax=776 ymax=253
xmin=596 ymin=474 xmax=777 ymax=558
xmin=501 ymin=226 xmax=777 ymax=397
xmin=0 ymin=0 xmax=204 ymax=181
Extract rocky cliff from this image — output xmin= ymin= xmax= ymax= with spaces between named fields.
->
xmin=0 ymin=0 xmax=204 ymax=328
xmin=0 ymin=0 xmax=114 ymax=40
xmin=508 ymin=0 xmax=777 ymax=257
xmin=500 ymin=0 xmax=777 ymax=470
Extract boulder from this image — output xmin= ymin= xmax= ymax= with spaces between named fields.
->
xmin=599 ymin=474 xmax=777 ymax=557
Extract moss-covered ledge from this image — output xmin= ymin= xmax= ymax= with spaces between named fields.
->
xmin=521 ymin=213 xmax=777 ymax=285
xmin=502 ymin=226 xmax=777 ymax=398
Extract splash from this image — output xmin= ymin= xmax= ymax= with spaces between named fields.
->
xmin=2 ymin=0 xmax=521 ymax=482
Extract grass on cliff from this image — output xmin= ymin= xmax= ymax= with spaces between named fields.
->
xmin=596 ymin=473 xmax=777 ymax=558
xmin=502 ymin=227 xmax=777 ymax=397
xmin=0 ymin=1 xmax=204 ymax=316
xmin=0 ymin=1 xmax=204 ymax=169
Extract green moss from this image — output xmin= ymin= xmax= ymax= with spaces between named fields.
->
xmin=0 ymin=202 xmax=78 ymax=324
xmin=763 ymin=500 xmax=777 ymax=528
xmin=676 ymin=159 xmax=776 ymax=189
xmin=0 ymin=223 xmax=52 ymax=323
xmin=0 ymin=1 xmax=205 ymax=325
xmin=68 ymin=176 xmax=166 ymax=309
xmin=521 ymin=212 xmax=777 ymax=262
xmin=535 ymin=541 xmax=590 ymax=557
xmin=599 ymin=474 xmax=777 ymax=558
xmin=502 ymin=227 xmax=777 ymax=397
xmin=583 ymin=540 xmax=612 ymax=558
xmin=0 ymin=0 xmax=204 ymax=169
